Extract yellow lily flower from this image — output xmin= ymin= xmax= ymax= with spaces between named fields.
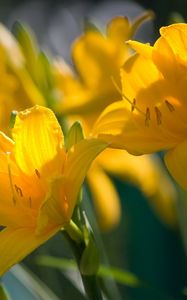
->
xmin=0 ymin=105 xmax=106 ymax=276
xmin=93 ymin=23 xmax=187 ymax=191
xmin=55 ymin=14 xmax=177 ymax=230
xmin=55 ymin=12 xmax=153 ymax=127
xmin=0 ymin=24 xmax=45 ymax=133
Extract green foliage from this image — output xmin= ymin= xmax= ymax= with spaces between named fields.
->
xmin=12 ymin=21 xmax=39 ymax=81
xmin=80 ymin=231 xmax=100 ymax=276
xmin=37 ymin=255 xmax=142 ymax=288
xmin=12 ymin=22 xmax=56 ymax=108
xmin=0 ymin=284 xmax=11 ymax=300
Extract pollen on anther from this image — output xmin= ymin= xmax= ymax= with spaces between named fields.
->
xmin=35 ymin=169 xmax=41 ymax=178
xmin=155 ymin=107 xmax=162 ymax=125
xmin=15 ymin=184 xmax=23 ymax=197
xmin=165 ymin=100 xmax=175 ymax=112
xmin=145 ymin=107 xmax=151 ymax=126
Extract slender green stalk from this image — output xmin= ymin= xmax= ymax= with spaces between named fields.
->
xmin=62 ymin=231 xmax=103 ymax=300
xmin=64 ymin=220 xmax=83 ymax=243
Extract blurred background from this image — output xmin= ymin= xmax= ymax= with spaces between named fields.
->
xmin=1 ymin=0 xmax=187 ymax=299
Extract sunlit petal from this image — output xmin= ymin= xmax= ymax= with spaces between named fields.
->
xmin=12 ymin=106 xmax=65 ymax=177
xmin=126 ymin=40 xmax=153 ymax=58
xmin=0 ymin=131 xmax=14 ymax=153
xmin=93 ymin=101 xmax=176 ymax=155
xmin=37 ymin=177 xmax=68 ymax=235
xmin=0 ymin=226 xmax=60 ymax=276
xmin=64 ymin=139 xmax=107 ymax=218
xmin=159 ymin=24 xmax=187 ymax=63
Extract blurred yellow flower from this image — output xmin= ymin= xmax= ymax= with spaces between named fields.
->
xmin=0 ymin=24 xmax=45 ymax=133
xmin=93 ymin=23 xmax=187 ymax=191
xmin=0 ymin=105 xmax=106 ymax=276
xmin=55 ymin=14 xmax=177 ymax=230
xmin=89 ymin=149 xmax=177 ymax=228
xmin=55 ymin=12 xmax=153 ymax=128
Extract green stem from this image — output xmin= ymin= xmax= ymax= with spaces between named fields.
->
xmin=64 ymin=220 xmax=83 ymax=243
xmin=81 ymin=275 xmax=103 ymax=300
xmin=62 ymin=231 xmax=103 ymax=300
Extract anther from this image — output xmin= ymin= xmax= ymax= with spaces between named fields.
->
xmin=7 ymin=156 xmax=17 ymax=205
xmin=131 ymin=98 xmax=136 ymax=112
xmin=165 ymin=100 xmax=175 ymax=112
xmin=111 ymin=76 xmax=145 ymax=116
xmin=12 ymin=196 xmax=16 ymax=206
xmin=15 ymin=185 xmax=23 ymax=197
xmin=28 ymin=197 xmax=32 ymax=208
xmin=145 ymin=107 xmax=151 ymax=126
xmin=35 ymin=169 xmax=41 ymax=178
xmin=155 ymin=107 xmax=162 ymax=125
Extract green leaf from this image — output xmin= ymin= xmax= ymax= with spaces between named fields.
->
xmin=36 ymin=255 xmax=142 ymax=287
xmin=37 ymin=52 xmax=54 ymax=92
xmin=99 ymin=265 xmax=141 ymax=287
xmin=80 ymin=231 xmax=100 ymax=275
xmin=12 ymin=22 xmax=38 ymax=81
xmin=182 ymin=287 xmax=187 ymax=296
xmin=36 ymin=256 xmax=76 ymax=270
xmin=168 ymin=12 xmax=185 ymax=24
xmin=176 ymin=188 xmax=187 ymax=256
xmin=0 ymin=284 xmax=11 ymax=300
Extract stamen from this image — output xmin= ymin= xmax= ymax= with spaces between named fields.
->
xmin=111 ymin=76 xmax=145 ymax=116
xmin=7 ymin=155 xmax=16 ymax=205
xmin=131 ymin=98 xmax=136 ymax=112
xmin=165 ymin=100 xmax=175 ymax=112
xmin=15 ymin=185 xmax=23 ymax=197
xmin=155 ymin=107 xmax=162 ymax=125
xmin=35 ymin=169 xmax=41 ymax=178
xmin=145 ymin=107 xmax=151 ymax=126
xmin=28 ymin=197 xmax=32 ymax=208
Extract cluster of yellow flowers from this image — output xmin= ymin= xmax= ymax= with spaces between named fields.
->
xmin=0 ymin=11 xmax=184 ymax=276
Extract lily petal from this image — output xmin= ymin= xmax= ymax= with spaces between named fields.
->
xmin=0 ymin=149 xmax=39 ymax=228
xmin=0 ymin=131 xmax=14 ymax=153
xmin=164 ymin=139 xmax=187 ymax=190
xmin=87 ymin=163 xmax=121 ymax=231
xmin=121 ymin=50 xmax=187 ymax=144
xmin=37 ymin=177 xmax=67 ymax=235
xmin=121 ymin=52 xmax=162 ymax=111
xmin=72 ymin=32 xmax=118 ymax=89
xmin=12 ymin=106 xmax=65 ymax=177
xmin=0 ymin=205 xmax=36 ymax=228
xmin=159 ymin=24 xmax=187 ymax=63
xmin=153 ymin=33 xmax=180 ymax=81
xmin=97 ymin=149 xmax=177 ymax=227
xmin=107 ymin=16 xmax=130 ymax=43
xmin=0 ymin=226 xmax=60 ymax=276
xmin=126 ymin=40 xmax=153 ymax=58
xmin=64 ymin=139 xmax=108 ymax=218
xmin=92 ymin=101 xmax=176 ymax=155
